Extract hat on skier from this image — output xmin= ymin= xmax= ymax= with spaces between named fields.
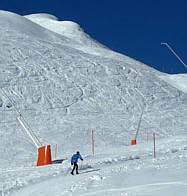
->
xmin=77 ymin=151 xmax=80 ymax=154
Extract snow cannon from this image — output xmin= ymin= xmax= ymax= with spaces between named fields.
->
xmin=131 ymin=140 xmax=136 ymax=145
xmin=0 ymin=88 xmax=52 ymax=167
xmin=17 ymin=114 xmax=52 ymax=166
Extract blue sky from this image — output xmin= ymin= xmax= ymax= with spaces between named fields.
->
xmin=0 ymin=0 xmax=187 ymax=74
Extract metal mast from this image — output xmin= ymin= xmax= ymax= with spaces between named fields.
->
xmin=0 ymin=88 xmax=42 ymax=148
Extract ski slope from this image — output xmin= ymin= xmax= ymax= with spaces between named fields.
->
xmin=160 ymin=74 xmax=187 ymax=93
xmin=0 ymin=10 xmax=187 ymax=196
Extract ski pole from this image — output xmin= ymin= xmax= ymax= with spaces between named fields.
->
xmin=80 ymin=161 xmax=82 ymax=170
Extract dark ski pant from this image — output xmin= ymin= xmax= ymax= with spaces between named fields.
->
xmin=71 ymin=162 xmax=78 ymax=174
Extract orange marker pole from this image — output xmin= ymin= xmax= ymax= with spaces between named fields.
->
xmin=153 ymin=133 xmax=156 ymax=158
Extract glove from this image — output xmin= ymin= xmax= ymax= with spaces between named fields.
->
xmin=71 ymin=163 xmax=73 ymax=165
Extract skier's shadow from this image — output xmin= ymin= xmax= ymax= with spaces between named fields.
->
xmin=52 ymin=159 xmax=66 ymax=164
xmin=80 ymin=168 xmax=100 ymax=174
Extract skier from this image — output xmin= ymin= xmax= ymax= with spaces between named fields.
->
xmin=71 ymin=151 xmax=83 ymax=175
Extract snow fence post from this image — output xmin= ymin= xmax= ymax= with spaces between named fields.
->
xmin=92 ymin=129 xmax=94 ymax=156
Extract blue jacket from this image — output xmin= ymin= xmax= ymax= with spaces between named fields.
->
xmin=71 ymin=153 xmax=83 ymax=163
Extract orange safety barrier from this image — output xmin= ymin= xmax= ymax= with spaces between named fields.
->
xmin=37 ymin=145 xmax=52 ymax=166
xmin=131 ymin=140 xmax=136 ymax=145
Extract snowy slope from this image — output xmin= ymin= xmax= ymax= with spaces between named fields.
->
xmin=0 ymin=10 xmax=187 ymax=196
xmin=25 ymin=13 xmax=110 ymax=56
xmin=24 ymin=13 xmax=91 ymax=41
xmin=160 ymin=74 xmax=187 ymax=94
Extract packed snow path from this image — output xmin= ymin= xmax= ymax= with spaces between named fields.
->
xmin=0 ymin=10 xmax=186 ymax=196
xmin=2 ymin=136 xmax=187 ymax=196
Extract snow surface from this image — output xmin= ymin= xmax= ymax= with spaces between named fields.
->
xmin=25 ymin=13 xmax=110 ymax=56
xmin=160 ymin=74 xmax=187 ymax=93
xmin=0 ymin=10 xmax=187 ymax=196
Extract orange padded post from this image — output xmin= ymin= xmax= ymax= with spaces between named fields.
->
xmin=45 ymin=145 xmax=52 ymax=165
xmin=131 ymin=140 xmax=136 ymax=145
xmin=37 ymin=145 xmax=52 ymax=166
xmin=37 ymin=146 xmax=46 ymax=166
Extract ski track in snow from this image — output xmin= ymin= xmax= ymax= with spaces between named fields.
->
xmin=0 ymin=10 xmax=186 ymax=196
xmin=2 ymin=137 xmax=187 ymax=196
